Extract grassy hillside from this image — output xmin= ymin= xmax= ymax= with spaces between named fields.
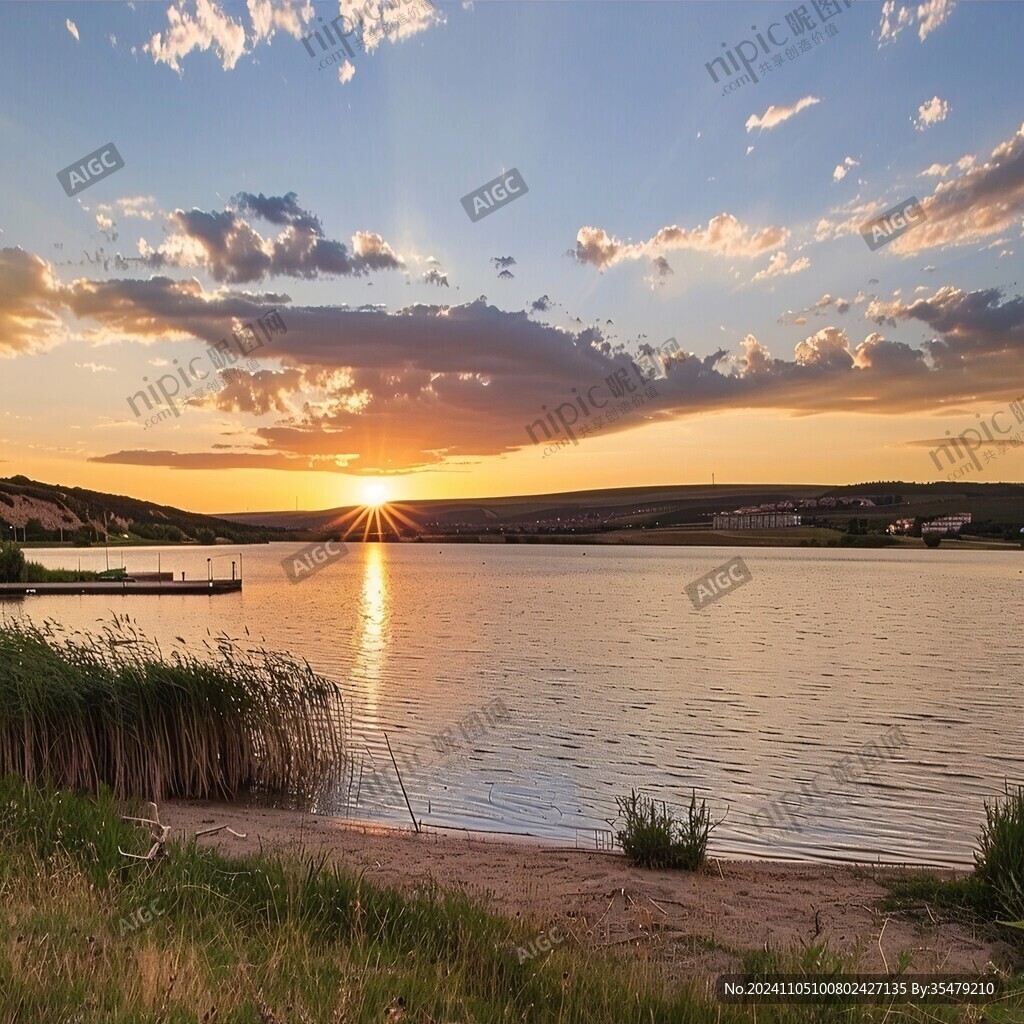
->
xmin=0 ymin=476 xmax=296 ymax=545
xmin=218 ymin=481 xmax=1024 ymax=541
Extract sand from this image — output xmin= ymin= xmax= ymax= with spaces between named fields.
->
xmin=165 ymin=801 xmax=1015 ymax=984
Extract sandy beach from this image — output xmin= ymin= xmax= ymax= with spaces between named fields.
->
xmin=168 ymin=801 xmax=1015 ymax=986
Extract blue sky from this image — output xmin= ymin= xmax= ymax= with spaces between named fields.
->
xmin=1 ymin=0 xmax=1022 ymax=511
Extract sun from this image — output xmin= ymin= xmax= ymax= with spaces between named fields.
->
xmin=360 ymin=481 xmax=389 ymax=507
xmin=328 ymin=482 xmax=417 ymax=541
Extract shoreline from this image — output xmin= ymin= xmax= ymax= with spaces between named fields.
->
xmin=167 ymin=800 xmax=1018 ymax=983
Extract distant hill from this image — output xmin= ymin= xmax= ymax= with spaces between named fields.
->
xmin=0 ymin=475 xmax=295 ymax=545
xmin=3 ymin=475 xmax=1021 ymax=546
xmin=218 ymin=480 xmax=1024 ymax=536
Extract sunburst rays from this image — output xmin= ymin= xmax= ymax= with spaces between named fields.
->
xmin=325 ymin=500 xmax=419 ymax=542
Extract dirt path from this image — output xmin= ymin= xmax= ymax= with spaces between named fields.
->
xmin=166 ymin=801 xmax=1014 ymax=983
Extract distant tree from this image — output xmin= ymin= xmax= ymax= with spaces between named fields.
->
xmin=195 ymin=528 xmax=216 ymax=546
xmin=923 ymin=532 xmax=941 ymax=548
xmin=0 ymin=541 xmax=26 ymax=582
xmin=24 ymin=518 xmax=49 ymax=541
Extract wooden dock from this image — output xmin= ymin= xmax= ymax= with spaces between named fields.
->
xmin=0 ymin=579 xmax=242 ymax=597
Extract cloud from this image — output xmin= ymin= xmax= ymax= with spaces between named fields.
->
xmin=497 ymin=269 xmax=514 ymax=280
xmin=95 ymin=214 xmax=117 ymax=241
xmin=812 ymin=294 xmax=851 ymax=315
xmin=491 ymin=256 xmax=516 ymax=270
xmin=0 ymin=248 xmax=65 ymax=356
xmin=879 ymin=0 xmax=957 ymax=46
xmin=745 ymin=96 xmax=820 ymax=133
xmin=423 ymin=268 xmax=449 ymax=287
xmin=814 ymin=122 xmax=1024 ymax=254
xmin=917 ymin=0 xmax=958 ymax=40
xmin=6 ymin=249 xmax=1021 ymax=474
xmin=867 ymin=285 xmax=1024 ymax=369
xmin=66 ymin=19 xmax=79 ymax=41
xmin=888 ymin=121 xmax=1024 ymax=253
xmin=143 ymin=0 xmax=249 ymax=72
xmin=833 ymin=157 xmax=859 ymax=182
xmin=143 ymin=0 xmax=441 ymax=79
xmin=96 ymin=196 xmax=158 ymax=222
xmin=920 ymin=162 xmax=951 ymax=178
xmin=570 ymin=213 xmax=787 ymax=271
xmin=232 ymin=191 xmax=322 ymax=233
xmin=914 ymin=96 xmax=950 ymax=131
xmin=645 ymin=255 xmax=675 ymax=288
xmin=134 ymin=193 xmax=404 ymax=283
xmin=530 ymin=295 xmax=552 ymax=313
xmin=751 ymin=251 xmax=810 ymax=282
xmin=75 ymin=362 xmax=116 ymax=373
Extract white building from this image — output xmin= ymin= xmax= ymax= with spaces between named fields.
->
xmin=713 ymin=512 xmax=802 ymax=530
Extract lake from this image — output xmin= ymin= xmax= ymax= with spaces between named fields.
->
xmin=9 ymin=542 xmax=1022 ymax=867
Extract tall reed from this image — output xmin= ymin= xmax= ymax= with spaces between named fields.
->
xmin=0 ymin=615 xmax=347 ymax=801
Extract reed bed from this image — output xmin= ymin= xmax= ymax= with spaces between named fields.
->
xmin=0 ymin=615 xmax=347 ymax=801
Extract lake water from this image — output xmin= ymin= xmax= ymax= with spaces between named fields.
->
xmin=9 ymin=543 xmax=1022 ymax=867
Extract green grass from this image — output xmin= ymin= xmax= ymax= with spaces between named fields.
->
xmin=615 ymin=789 xmax=718 ymax=871
xmin=1 ymin=778 xmax=1021 ymax=1023
xmin=0 ymin=617 xmax=347 ymax=802
xmin=977 ymin=783 xmax=1024 ymax=927
xmin=880 ymin=873 xmax=987 ymax=923
xmin=881 ymin=783 xmax=1024 ymax=947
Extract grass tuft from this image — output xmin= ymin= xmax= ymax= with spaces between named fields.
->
xmin=976 ymin=782 xmax=1024 ymax=929
xmin=616 ymin=788 xmax=718 ymax=870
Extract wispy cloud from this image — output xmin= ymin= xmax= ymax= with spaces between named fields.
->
xmin=745 ymin=96 xmax=820 ymax=133
xmin=833 ymin=156 xmax=859 ymax=182
xmin=879 ymin=0 xmax=957 ymax=46
xmin=752 ymin=251 xmax=810 ymax=282
xmin=914 ymin=95 xmax=950 ymax=131
xmin=570 ymin=213 xmax=788 ymax=271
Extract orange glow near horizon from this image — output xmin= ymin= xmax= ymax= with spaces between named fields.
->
xmin=10 ymin=405 xmax=1019 ymax=516
xmin=327 ymin=499 xmax=420 ymax=542
xmin=360 ymin=481 xmax=390 ymax=507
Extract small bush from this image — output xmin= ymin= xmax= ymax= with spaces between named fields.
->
xmin=616 ymin=789 xmax=718 ymax=871
xmin=975 ymin=782 xmax=1024 ymax=928
xmin=0 ymin=541 xmax=25 ymax=583
xmin=923 ymin=532 xmax=941 ymax=547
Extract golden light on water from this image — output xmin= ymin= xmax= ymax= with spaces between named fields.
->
xmin=353 ymin=543 xmax=389 ymax=716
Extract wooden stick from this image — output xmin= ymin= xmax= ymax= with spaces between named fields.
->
xmin=384 ymin=732 xmax=420 ymax=834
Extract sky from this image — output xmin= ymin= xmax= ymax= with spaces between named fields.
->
xmin=0 ymin=0 xmax=1022 ymax=514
